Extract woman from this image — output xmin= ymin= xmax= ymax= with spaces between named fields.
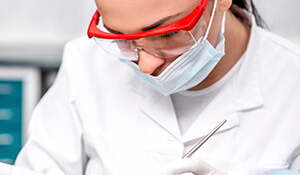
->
xmin=15 ymin=0 xmax=300 ymax=174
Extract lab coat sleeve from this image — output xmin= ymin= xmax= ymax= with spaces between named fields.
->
xmin=15 ymin=41 xmax=86 ymax=175
xmin=290 ymin=153 xmax=300 ymax=171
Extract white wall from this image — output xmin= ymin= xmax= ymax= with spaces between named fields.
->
xmin=0 ymin=0 xmax=299 ymax=67
xmin=0 ymin=0 xmax=96 ymax=67
xmin=254 ymin=0 xmax=300 ymax=44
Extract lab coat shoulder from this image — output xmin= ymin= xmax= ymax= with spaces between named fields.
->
xmin=231 ymin=25 xmax=300 ymax=170
xmin=253 ymin=27 xmax=300 ymax=102
xmin=259 ymin=28 xmax=300 ymax=57
xmin=61 ymin=37 xmax=172 ymax=175
xmin=14 ymin=36 xmax=98 ymax=175
xmin=59 ymin=35 xmax=136 ymax=98
xmin=243 ymin=25 xmax=300 ymax=100
xmin=64 ymin=35 xmax=152 ymax=130
xmin=258 ymin=29 xmax=300 ymax=170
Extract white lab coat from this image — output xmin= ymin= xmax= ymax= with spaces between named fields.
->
xmin=15 ymin=17 xmax=300 ymax=175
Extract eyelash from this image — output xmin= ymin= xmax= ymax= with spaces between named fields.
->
xmin=111 ymin=31 xmax=180 ymax=43
xmin=157 ymin=31 xmax=179 ymax=39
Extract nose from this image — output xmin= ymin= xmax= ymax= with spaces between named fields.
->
xmin=138 ymin=50 xmax=165 ymax=75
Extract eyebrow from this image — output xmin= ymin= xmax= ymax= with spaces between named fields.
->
xmin=103 ymin=12 xmax=182 ymax=34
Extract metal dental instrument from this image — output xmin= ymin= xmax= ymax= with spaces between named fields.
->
xmin=182 ymin=119 xmax=227 ymax=158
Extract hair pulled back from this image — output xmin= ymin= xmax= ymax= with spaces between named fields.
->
xmin=231 ymin=0 xmax=265 ymax=27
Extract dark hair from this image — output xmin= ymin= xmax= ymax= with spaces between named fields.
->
xmin=231 ymin=0 xmax=266 ymax=28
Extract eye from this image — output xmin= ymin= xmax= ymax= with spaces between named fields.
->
xmin=157 ymin=31 xmax=179 ymax=39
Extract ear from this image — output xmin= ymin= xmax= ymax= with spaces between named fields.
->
xmin=219 ymin=0 xmax=232 ymax=12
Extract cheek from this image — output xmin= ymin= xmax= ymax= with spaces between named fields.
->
xmin=94 ymin=0 xmax=100 ymax=8
xmin=202 ymin=2 xmax=213 ymax=24
xmin=202 ymin=12 xmax=211 ymax=26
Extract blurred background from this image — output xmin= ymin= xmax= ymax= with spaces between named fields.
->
xmin=0 ymin=0 xmax=299 ymax=164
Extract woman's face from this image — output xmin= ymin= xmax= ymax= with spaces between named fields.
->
xmin=95 ymin=0 xmax=219 ymax=76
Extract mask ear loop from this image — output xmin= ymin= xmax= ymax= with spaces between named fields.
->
xmin=188 ymin=0 xmax=218 ymax=45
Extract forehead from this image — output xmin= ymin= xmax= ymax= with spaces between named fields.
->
xmin=95 ymin=0 xmax=199 ymax=33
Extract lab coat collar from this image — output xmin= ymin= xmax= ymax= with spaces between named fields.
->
xmin=130 ymin=74 xmax=240 ymax=143
xmin=141 ymin=91 xmax=182 ymax=141
xmin=232 ymin=14 xmax=264 ymax=111
xmin=182 ymin=92 xmax=240 ymax=142
xmin=129 ymin=77 xmax=182 ymax=141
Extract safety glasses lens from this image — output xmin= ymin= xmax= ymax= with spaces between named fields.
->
xmin=93 ymin=16 xmax=207 ymax=61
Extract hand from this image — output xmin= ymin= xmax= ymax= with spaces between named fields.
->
xmin=159 ymin=157 xmax=226 ymax=175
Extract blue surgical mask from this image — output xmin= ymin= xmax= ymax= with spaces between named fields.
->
xmin=122 ymin=4 xmax=225 ymax=96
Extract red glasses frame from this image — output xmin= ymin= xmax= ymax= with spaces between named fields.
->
xmin=87 ymin=0 xmax=209 ymax=40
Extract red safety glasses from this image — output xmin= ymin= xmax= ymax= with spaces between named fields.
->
xmin=87 ymin=0 xmax=209 ymax=40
